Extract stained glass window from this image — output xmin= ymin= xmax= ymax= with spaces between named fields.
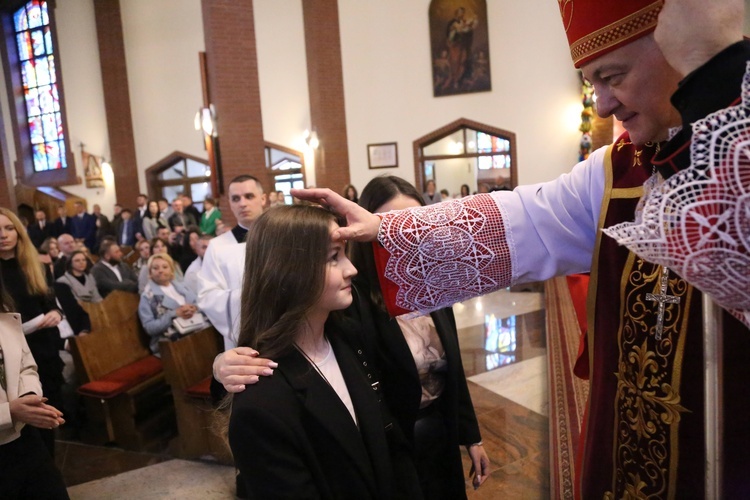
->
xmin=13 ymin=0 xmax=66 ymax=172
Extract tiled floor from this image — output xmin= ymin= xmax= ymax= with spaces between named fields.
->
xmin=61 ymin=286 xmax=550 ymax=498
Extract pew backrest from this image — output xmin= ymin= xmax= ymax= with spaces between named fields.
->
xmin=73 ymin=290 xmax=147 ymax=383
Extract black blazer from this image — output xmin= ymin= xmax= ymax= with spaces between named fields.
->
xmin=50 ymin=216 xmax=73 ymax=238
xmin=229 ymin=331 xmax=421 ymax=500
xmin=351 ymin=284 xmax=481 ymax=498
xmin=27 ymin=221 xmax=52 ymax=248
xmin=90 ymin=261 xmax=138 ymax=298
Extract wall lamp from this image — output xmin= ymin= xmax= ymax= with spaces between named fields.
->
xmin=194 ymin=104 xmax=218 ymax=137
xmin=303 ymin=129 xmax=319 ymax=150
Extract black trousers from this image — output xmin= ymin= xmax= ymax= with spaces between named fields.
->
xmin=0 ymin=426 xmax=69 ymax=499
xmin=413 ymin=403 xmax=465 ymax=500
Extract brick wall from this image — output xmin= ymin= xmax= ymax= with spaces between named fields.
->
xmin=93 ymin=0 xmax=140 ymax=207
xmin=201 ymin=0 xmax=266 ymax=227
xmin=302 ymin=0 xmax=350 ymax=192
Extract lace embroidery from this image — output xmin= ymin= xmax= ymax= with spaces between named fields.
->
xmin=377 ymin=194 xmax=513 ymax=313
xmin=604 ymin=62 xmax=750 ymax=328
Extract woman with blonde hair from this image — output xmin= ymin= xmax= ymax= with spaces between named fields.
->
xmin=137 ymin=253 xmax=202 ymax=355
xmin=138 ymin=237 xmax=184 ymax=292
xmin=0 ymin=207 xmax=65 ymax=456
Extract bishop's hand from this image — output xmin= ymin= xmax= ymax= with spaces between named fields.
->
xmin=290 ymin=188 xmax=381 ymax=242
xmin=655 ymin=0 xmax=744 ymax=77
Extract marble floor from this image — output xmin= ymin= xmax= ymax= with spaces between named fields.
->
xmin=60 ymin=284 xmax=550 ymax=499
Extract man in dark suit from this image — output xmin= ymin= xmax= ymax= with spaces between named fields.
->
xmin=27 ymin=209 xmax=52 ymax=248
xmin=51 ymin=205 xmax=73 ymax=237
xmin=168 ymin=198 xmax=197 ymax=232
xmin=132 ymin=193 xmax=148 ymax=242
xmin=114 ymin=209 xmax=137 ymax=247
xmin=180 ymin=194 xmax=202 ymax=223
xmin=91 ymin=240 xmax=138 ymax=298
xmin=71 ymin=201 xmax=97 ymax=251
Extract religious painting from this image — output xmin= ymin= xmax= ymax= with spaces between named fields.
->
xmin=82 ymin=151 xmax=104 ymax=188
xmin=429 ymin=0 xmax=491 ymax=97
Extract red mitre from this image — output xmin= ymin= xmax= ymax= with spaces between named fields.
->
xmin=559 ymin=0 xmax=663 ymax=68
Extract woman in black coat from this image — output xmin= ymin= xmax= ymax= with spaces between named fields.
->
xmin=347 ymin=176 xmax=488 ymax=499
xmin=228 ymin=205 xmax=420 ymax=499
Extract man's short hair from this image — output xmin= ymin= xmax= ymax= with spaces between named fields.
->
xmin=121 ymin=208 xmax=132 ymax=215
xmin=228 ymin=174 xmax=264 ymax=193
xmin=158 ymin=197 xmax=168 ymax=204
xmin=199 ymin=234 xmax=214 ymax=242
xmin=99 ymin=240 xmax=117 ymax=258
xmin=114 ymin=203 xmax=122 ymax=208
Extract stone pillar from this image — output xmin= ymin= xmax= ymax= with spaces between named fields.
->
xmin=201 ymin=0 xmax=266 ymax=226
xmin=302 ymin=0 xmax=350 ymax=192
xmin=93 ymin=0 xmax=140 ymax=206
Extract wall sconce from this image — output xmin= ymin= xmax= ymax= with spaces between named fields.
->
xmin=194 ymin=104 xmax=218 ymax=137
xmin=303 ymin=129 xmax=319 ymax=150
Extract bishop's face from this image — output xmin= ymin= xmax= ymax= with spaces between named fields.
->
xmin=581 ymin=35 xmax=682 ymax=146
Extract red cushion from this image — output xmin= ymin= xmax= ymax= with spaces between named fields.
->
xmin=78 ymin=356 xmax=163 ymax=399
xmin=186 ymin=376 xmax=212 ymax=399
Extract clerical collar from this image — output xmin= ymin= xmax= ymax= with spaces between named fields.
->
xmin=231 ymin=225 xmax=249 ymax=243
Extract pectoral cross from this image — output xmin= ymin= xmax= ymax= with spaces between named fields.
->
xmin=645 ymin=266 xmax=681 ymax=341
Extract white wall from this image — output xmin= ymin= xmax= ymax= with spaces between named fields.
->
xmin=55 ymin=0 xmax=115 ymax=214
xmin=120 ymin=0 xmax=207 ymax=195
xmin=338 ymin=0 xmax=582 ymax=194
xmin=254 ymin=0 xmax=311 ymax=156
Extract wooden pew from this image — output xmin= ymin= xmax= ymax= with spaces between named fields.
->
xmin=159 ymin=327 xmax=232 ymax=463
xmin=69 ymin=291 xmax=176 ymax=451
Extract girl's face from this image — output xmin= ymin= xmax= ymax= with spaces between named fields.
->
xmin=149 ymin=258 xmax=174 ymax=286
xmin=0 ymin=214 xmax=19 ymax=257
xmin=138 ymin=243 xmax=151 ymax=259
xmin=152 ymin=241 xmax=167 ymax=254
xmin=71 ymin=253 xmax=88 ymax=273
xmin=48 ymin=241 xmax=60 ymax=259
xmin=346 ymin=187 xmax=356 ymax=199
xmin=148 ymin=201 xmax=159 ymax=216
xmin=315 ymin=223 xmax=357 ymax=313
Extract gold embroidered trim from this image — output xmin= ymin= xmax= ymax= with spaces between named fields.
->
xmin=570 ymin=3 xmax=662 ymax=65
xmin=606 ymin=258 xmax=692 ymax=498
xmin=610 ymin=186 xmax=644 ymax=199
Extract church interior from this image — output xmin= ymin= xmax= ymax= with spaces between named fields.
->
xmin=2 ymin=0 xmax=749 ymax=498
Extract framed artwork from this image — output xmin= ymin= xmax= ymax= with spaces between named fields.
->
xmin=429 ymin=0 xmax=491 ymax=97
xmin=367 ymin=142 xmax=398 ymax=169
xmin=82 ymin=151 xmax=105 ymax=188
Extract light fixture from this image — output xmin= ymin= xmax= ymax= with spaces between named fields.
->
xmin=194 ymin=105 xmax=218 ymax=137
xmin=304 ymin=129 xmax=319 ymax=150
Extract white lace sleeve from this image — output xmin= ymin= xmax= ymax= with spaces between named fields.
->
xmin=604 ymin=63 xmax=750 ymax=328
xmin=376 ymin=151 xmax=605 ymax=314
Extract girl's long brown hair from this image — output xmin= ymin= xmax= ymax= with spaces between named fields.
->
xmin=0 ymin=207 xmax=48 ymax=296
xmin=238 ymin=205 xmax=337 ymax=359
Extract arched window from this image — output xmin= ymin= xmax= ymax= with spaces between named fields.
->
xmin=1 ymin=0 xmax=75 ymax=186
xmin=413 ymin=118 xmax=516 ymax=197
xmin=265 ymin=143 xmax=304 ymax=205
xmin=145 ymin=152 xmax=211 ymax=211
